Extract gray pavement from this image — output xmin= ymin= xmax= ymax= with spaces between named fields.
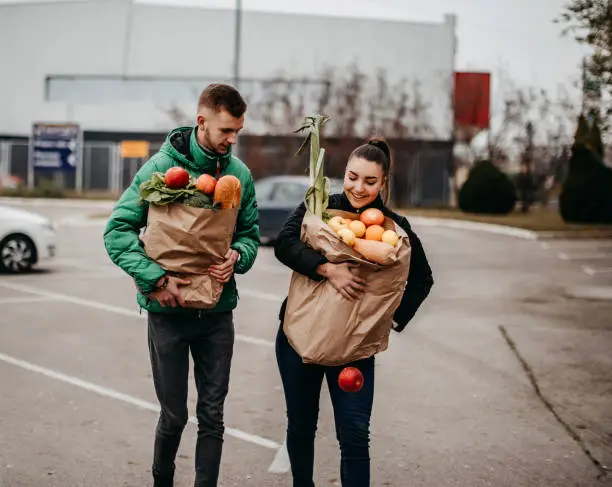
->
xmin=0 ymin=200 xmax=611 ymax=486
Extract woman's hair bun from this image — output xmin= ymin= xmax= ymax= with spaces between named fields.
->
xmin=367 ymin=138 xmax=390 ymax=161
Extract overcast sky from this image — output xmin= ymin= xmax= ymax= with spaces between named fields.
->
xmin=2 ymin=0 xmax=590 ymax=100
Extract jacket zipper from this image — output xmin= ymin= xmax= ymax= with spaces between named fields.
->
xmin=216 ymin=160 xmax=221 ymax=179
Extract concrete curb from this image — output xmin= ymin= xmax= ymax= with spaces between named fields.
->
xmin=530 ymin=230 xmax=612 ymax=240
xmin=408 ymin=216 xmax=539 ymax=240
xmin=0 ymin=197 xmax=115 ymax=210
xmin=565 ymin=285 xmax=612 ymax=301
xmin=407 ymin=216 xmax=612 ymax=241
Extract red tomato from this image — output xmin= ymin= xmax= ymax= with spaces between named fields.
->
xmin=338 ymin=367 xmax=364 ymax=393
xmin=164 ymin=167 xmax=190 ymax=189
xmin=195 ymin=174 xmax=217 ymax=194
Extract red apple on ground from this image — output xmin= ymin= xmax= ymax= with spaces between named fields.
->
xmin=338 ymin=367 xmax=364 ymax=393
xmin=164 ymin=166 xmax=190 ymax=189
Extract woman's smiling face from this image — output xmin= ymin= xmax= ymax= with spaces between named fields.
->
xmin=343 ymin=156 xmax=385 ymax=209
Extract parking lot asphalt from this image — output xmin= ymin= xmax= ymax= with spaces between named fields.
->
xmin=0 ymin=200 xmax=611 ymax=486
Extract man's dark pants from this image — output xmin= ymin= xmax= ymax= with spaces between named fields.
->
xmin=147 ymin=310 xmax=234 ymax=487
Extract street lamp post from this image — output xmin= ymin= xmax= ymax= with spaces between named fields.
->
xmin=233 ymin=0 xmax=242 ymax=158
xmin=234 ymin=0 xmax=242 ymax=90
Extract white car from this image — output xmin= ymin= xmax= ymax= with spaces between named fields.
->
xmin=0 ymin=205 xmax=56 ymax=273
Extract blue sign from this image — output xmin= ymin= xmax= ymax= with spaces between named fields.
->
xmin=30 ymin=123 xmax=82 ymax=171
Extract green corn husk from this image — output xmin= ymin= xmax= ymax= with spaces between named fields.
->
xmin=294 ymin=114 xmax=331 ymax=219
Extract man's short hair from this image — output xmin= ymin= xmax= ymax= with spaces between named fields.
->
xmin=198 ymin=83 xmax=247 ymax=118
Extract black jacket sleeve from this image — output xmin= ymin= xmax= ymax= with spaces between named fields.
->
xmin=274 ymin=202 xmax=328 ymax=281
xmin=392 ymin=215 xmax=434 ymax=332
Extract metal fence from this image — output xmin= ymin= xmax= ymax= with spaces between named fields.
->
xmin=0 ymin=140 xmax=162 ymax=194
xmin=0 ymin=137 xmax=451 ymax=207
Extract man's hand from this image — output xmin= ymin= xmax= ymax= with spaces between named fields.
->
xmin=209 ymin=249 xmax=240 ymax=284
xmin=147 ymin=276 xmax=191 ymax=308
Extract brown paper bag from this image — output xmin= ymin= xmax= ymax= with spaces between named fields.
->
xmin=141 ymin=203 xmax=239 ymax=308
xmin=283 ymin=210 xmax=412 ymax=366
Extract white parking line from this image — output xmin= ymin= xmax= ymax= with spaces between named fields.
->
xmin=0 ymin=197 xmax=115 ymax=209
xmin=49 ymin=258 xmax=116 ymax=271
xmin=0 ymin=281 xmax=141 ymax=317
xmin=0 ymin=351 xmax=280 ymax=450
xmin=0 ymin=296 xmax=56 ymax=305
xmin=558 ymin=251 xmax=612 ymax=261
xmin=55 ymin=218 xmax=107 ymax=228
xmin=0 ymin=282 xmax=275 ymax=348
xmin=239 ymin=288 xmax=284 ymax=302
xmin=253 ymin=264 xmax=288 ymax=274
xmin=544 ymin=241 xmax=612 ymax=251
xmin=583 ymin=266 xmax=612 ymax=276
xmin=268 ymin=437 xmax=291 ymax=473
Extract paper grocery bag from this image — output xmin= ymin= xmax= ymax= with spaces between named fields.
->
xmin=283 ymin=210 xmax=412 ymax=366
xmin=141 ymin=203 xmax=239 ymax=308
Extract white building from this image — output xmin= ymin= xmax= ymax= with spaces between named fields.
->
xmin=0 ymin=0 xmax=457 ymax=139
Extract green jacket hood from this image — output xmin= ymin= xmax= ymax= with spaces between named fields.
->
xmin=104 ymin=125 xmax=260 ymax=316
xmin=160 ymin=126 xmax=233 ymax=174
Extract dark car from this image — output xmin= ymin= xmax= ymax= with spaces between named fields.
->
xmin=255 ymin=175 xmax=344 ymax=244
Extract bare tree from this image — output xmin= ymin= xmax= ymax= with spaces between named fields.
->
xmin=156 ymin=67 xmax=435 ymax=139
xmin=158 ymin=86 xmax=202 ymax=127
xmin=251 ymin=77 xmax=309 ymax=132
xmin=363 ymin=72 xmax=433 ymax=138
xmin=317 ymin=63 xmax=368 ymax=136
xmin=365 ymin=70 xmax=391 ymax=135
xmin=405 ymin=79 xmax=434 ymax=138
xmin=234 ymin=64 xmax=434 ymax=139
xmin=556 ymin=0 xmax=612 ymax=126
xmin=314 ymin=65 xmax=433 ymax=138
xmin=475 ymin=70 xmax=579 ymax=167
xmin=161 ymin=104 xmax=192 ymax=127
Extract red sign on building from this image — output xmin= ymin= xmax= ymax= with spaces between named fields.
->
xmin=453 ymin=72 xmax=491 ymax=141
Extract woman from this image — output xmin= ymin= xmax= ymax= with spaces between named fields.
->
xmin=273 ymin=138 xmax=434 ymax=487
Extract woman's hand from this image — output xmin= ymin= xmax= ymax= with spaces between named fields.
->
xmin=317 ymin=262 xmax=366 ymax=300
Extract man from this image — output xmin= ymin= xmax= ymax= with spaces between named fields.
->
xmin=103 ymin=84 xmax=259 ymax=487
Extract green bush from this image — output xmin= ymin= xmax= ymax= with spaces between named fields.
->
xmin=459 ymin=160 xmax=517 ymax=214
xmin=559 ymin=145 xmax=612 ymax=224
xmin=0 ymin=180 xmax=65 ymax=199
xmin=559 ymin=115 xmax=612 ymax=224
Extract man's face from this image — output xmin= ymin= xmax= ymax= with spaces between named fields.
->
xmin=196 ymin=108 xmax=244 ymax=154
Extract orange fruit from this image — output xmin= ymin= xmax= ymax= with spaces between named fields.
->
xmin=348 ymin=220 xmax=366 ymax=238
xmin=381 ymin=230 xmax=399 ymax=246
xmin=360 ymin=208 xmax=385 ymax=227
xmin=365 ymin=224 xmax=384 ymax=241
xmin=337 ymin=228 xmax=356 ymax=246
xmin=328 ymin=216 xmax=347 ymax=233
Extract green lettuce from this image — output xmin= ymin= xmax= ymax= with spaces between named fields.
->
xmin=138 ymin=172 xmax=218 ymax=208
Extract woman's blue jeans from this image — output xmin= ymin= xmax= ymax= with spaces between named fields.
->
xmin=275 ymin=325 xmax=375 ymax=487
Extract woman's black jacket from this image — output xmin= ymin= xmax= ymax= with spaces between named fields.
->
xmin=273 ymin=192 xmax=434 ymax=332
